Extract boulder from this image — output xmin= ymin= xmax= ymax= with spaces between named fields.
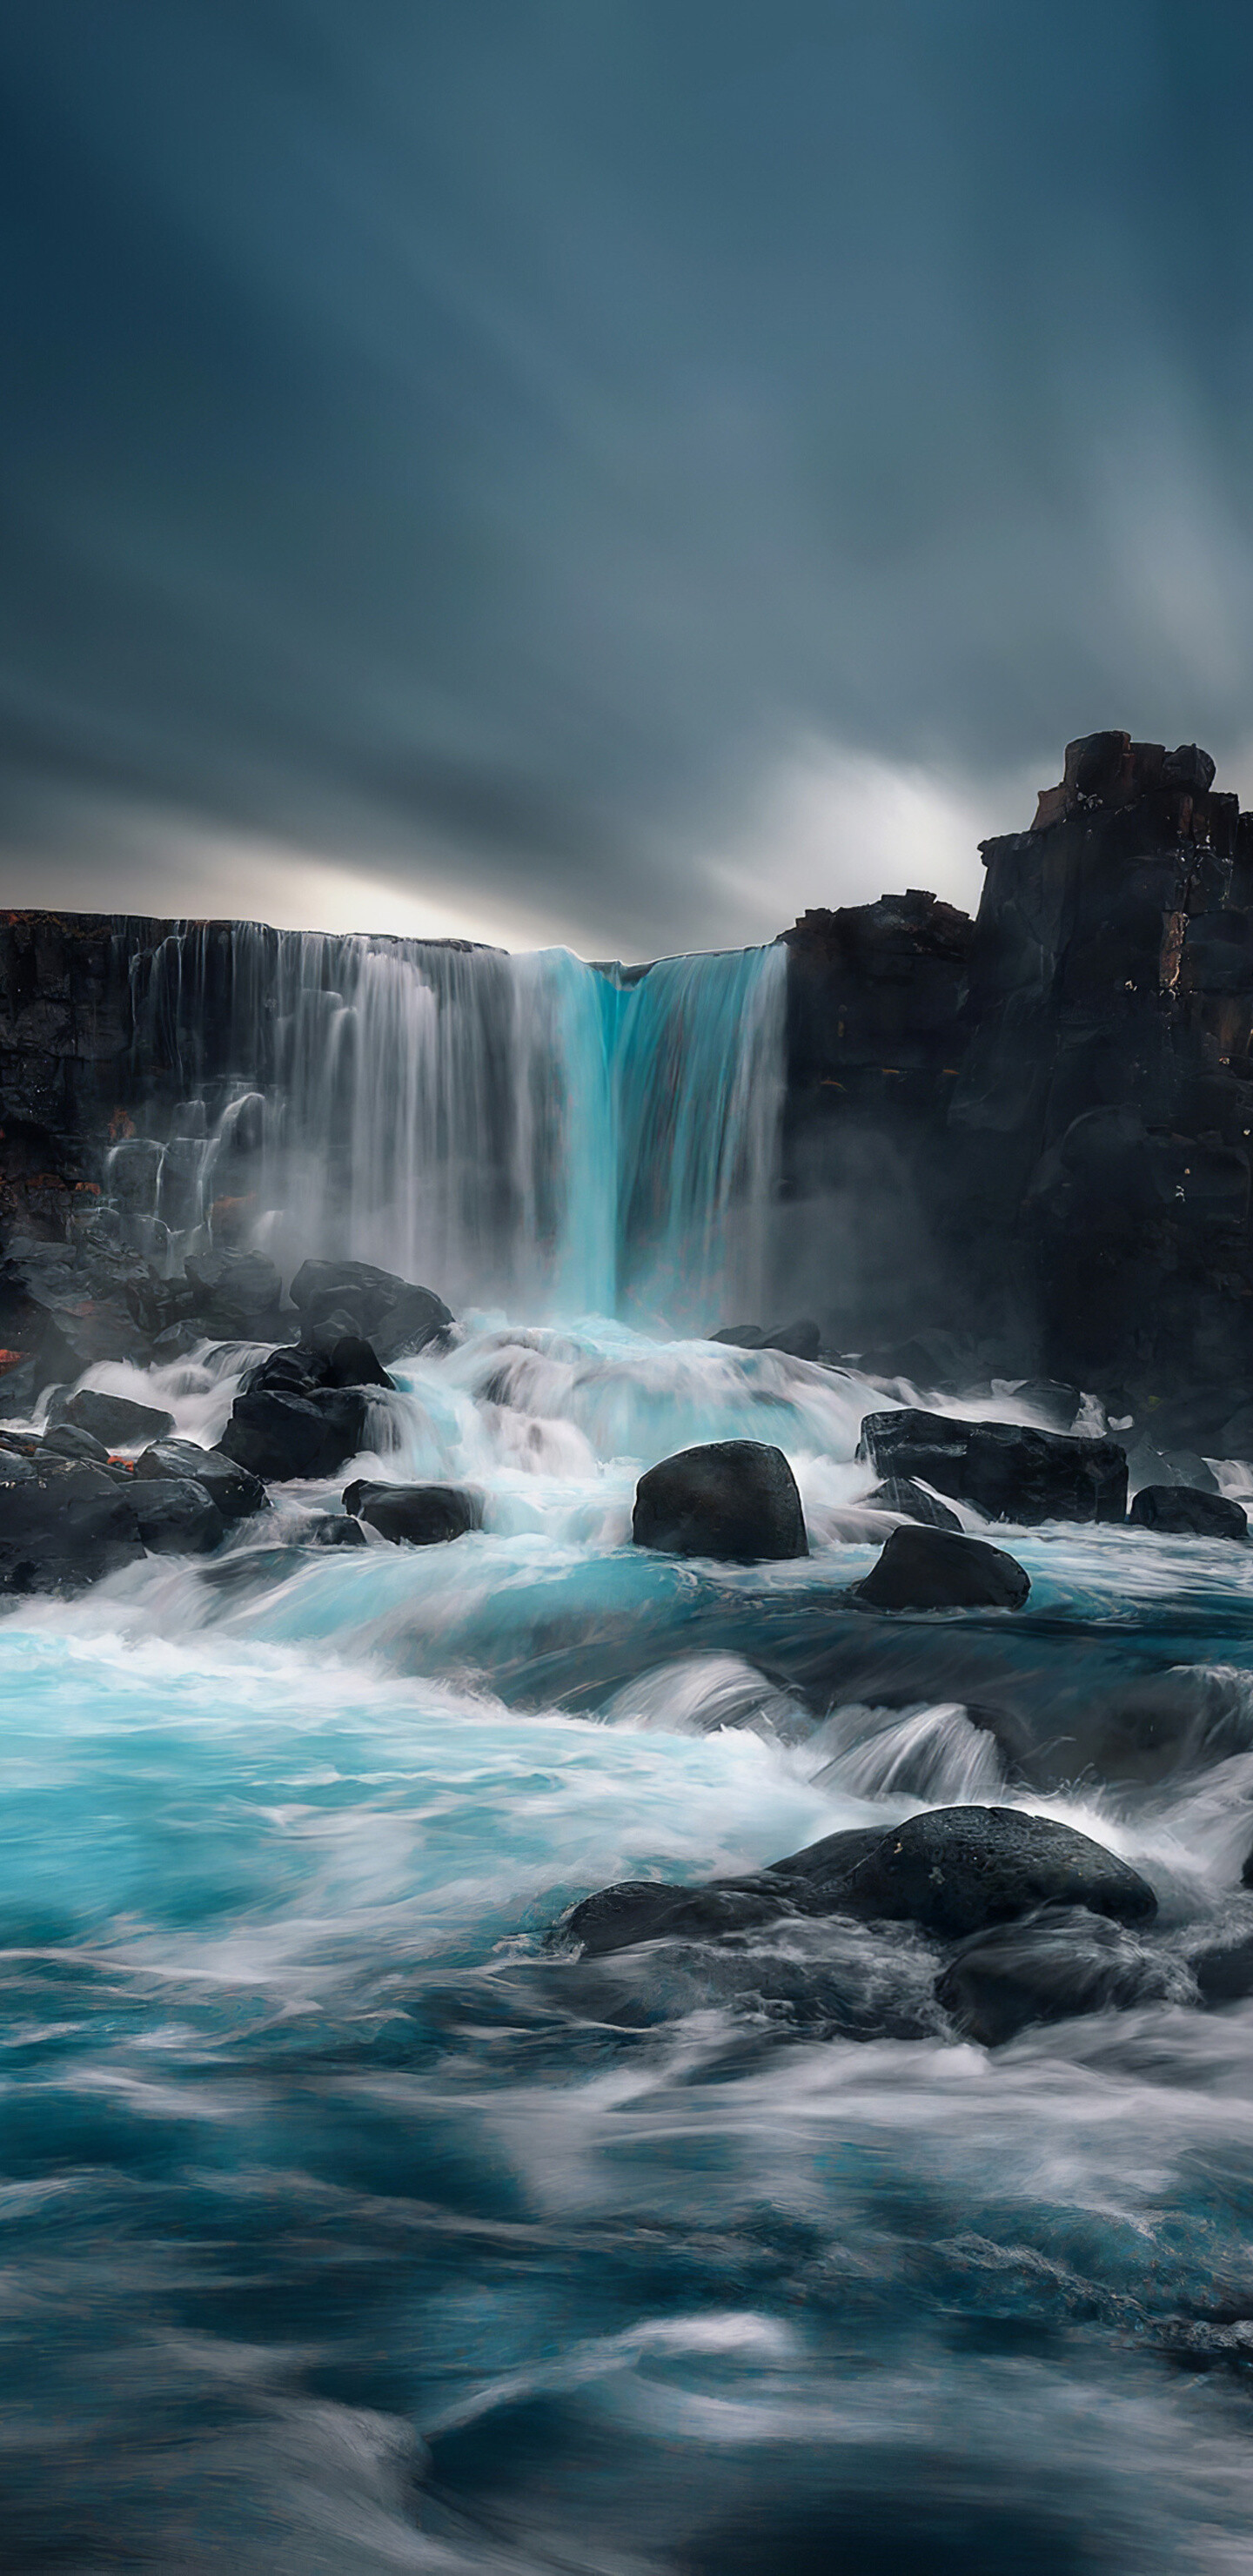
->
xmin=241 ymin=1344 xmax=327 ymax=1398
xmin=342 ymin=1479 xmax=481 ymax=1544
xmin=857 ymin=1407 xmax=1128 ymax=1523
xmin=855 ymin=1525 xmax=1029 ymax=1611
xmin=288 ymin=1261 xmax=452 ymax=1363
xmin=935 ymin=1907 xmax=1178 ymax=2045
xmin=1129 ymin=1485 xmax=1248 ymax=1540
xmin=56 ymin=1388 xmax=175 ymax=1451
xmin=784 ymin=1804 xmax=1158 ymax=1940
xmin=38 ymin=1423 xmax=111 ymax=1465
xmin=132 ymin=1438 xmax=268 ymax=1522
xmin=632 ymin=1440 xmax=807 ymax=1561
xmin=864 ymin=1476 xmax=962 ymax=1533
xmin=126 ymin=1477 xmax=224 ymax=1556
xmin=0 ymin=1461 xmax=145 ymax=1595
xmin=218 ymin=1387 xmax=372 ymax=1481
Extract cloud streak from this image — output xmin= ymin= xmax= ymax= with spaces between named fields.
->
xmin=3 ymin=1 xmax=1253 ymax=952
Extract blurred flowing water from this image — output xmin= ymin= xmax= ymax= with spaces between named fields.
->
xmin=125 ymin=932 xmax=786 ymax=1322
xmin=3 ymin=1318 xmax=1253 ymax=2570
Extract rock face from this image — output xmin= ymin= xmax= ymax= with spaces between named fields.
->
xmin=632 ymin=1440 xmax=808 ymax=1561
xmin=854 ymin=1525 xmax=1030 ymax=1612
xmin=561 ymin=1806 xmax=1156 ymax=1958
xmin=342 ymin=1480 xmax=482 ymax=1544
xmin=1129 ymin=1484 xmax=1249 ymax=1540
xmin=858 ymin=1408 xmax=1128 ymax=1522
xmin=10 ymin=730 xmax=1253 ymax=1414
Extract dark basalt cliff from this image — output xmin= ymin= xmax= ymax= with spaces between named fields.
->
xmin=7 ymin=729 xmax=1253 ymax=1416
xmin=781 ymin=729 xmax=1253 ymax=1409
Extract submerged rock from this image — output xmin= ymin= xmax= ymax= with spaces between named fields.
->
xmin=632 ymin=1439 xmax=808 ymax=1561
xmin=56 ymin=1388 xmax=175 ymax=1450
xmin=935 ymin=1906 xmax=1182 ymax=2045
xmin=857 ymin=1407 xmax=1128 ymax=1523
xmin=305 ymin=1512 xmax=369 ymax=1548
xmin=855 ymin=1525 xmax=1030 ymax=1612
xmin=219 ymin=1386 xmax=372 ymax=1481
xmin=342 ymin=1479 xmax=481 ymax=1544
xmin=864 ymin=1476 xmax=963 ymax=1533
xmin=133 ymin=1438 xmax=268 ymax=1522
xmin=1129 ymin=1484 xmax=1249 ymax=1540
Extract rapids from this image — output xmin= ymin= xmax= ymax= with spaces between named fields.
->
xmin=4 ymin=1319 xmax=1253 ymax=2569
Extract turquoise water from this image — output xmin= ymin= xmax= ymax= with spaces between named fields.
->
xmin=4 ymin=1322 xmax=1253 ymax=2566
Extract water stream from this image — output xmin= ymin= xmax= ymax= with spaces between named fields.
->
xmin=3 ymin=946 xmax=1253 ymax=2569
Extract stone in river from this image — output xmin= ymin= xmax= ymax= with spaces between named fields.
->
xmin=1129 ymin=1485 xmax=1248 ymax=1540
xmin=857 ymin=1407 xmax=1127 ymax=1523
xmin=219 ymin=1387 xmax=371 ymax=1481
xmin=133 ymin=1438 xmax=268 ymax=1522
xmin=632 ymin=1439 xmax=807 ymax=1561
xmin=342 ymin=1480 xmax=482 ymax=1544
xmin=58 ymin=1387 xmax=175 ymax=1450
xmin=854 ymin=1524 xmax=1029 ymax=1611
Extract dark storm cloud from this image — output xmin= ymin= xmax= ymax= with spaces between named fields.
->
xmin=3 ymin=0 xmax=1253 ymax=950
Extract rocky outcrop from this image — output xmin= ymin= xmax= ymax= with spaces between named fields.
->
xmin=9 ymin=728 xmax=1253 ymax=1419
xmin=632 ymin=1440 xmax=808 ymax=1560
xmin=1129 ymin=1484 xmax=1249 ymax=1540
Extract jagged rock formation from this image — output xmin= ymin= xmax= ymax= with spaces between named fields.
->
xmin=781 ymin=731 xmax=1253 ymax=1412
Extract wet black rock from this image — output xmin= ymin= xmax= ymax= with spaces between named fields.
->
xmin=935 ymin=1906 xmax=1180 ymax=2045
xmin=632 ymin=1439 xmax=808 ymax=1561
xmin=288 ymin=1260 xmax=452 ymax=1363
xmin=864 ymin=1476 xmax=963 ymax=1533
xmin=342 ymin=1480 xmax=482 ymax=1544
xmin=219 ymin=1387 xmax=371 ymax=1481
xmin=0 ymin=1460 xmax=145 ymax=1594
xmin=126 ymin=1476 xmax=224 ymax=1555
xmin=38 ymin=1422 xmax=111 ymax=1465
xmin=855 ymin=1525 xmax=1030 ymax=1612
xmin=305 ymin=1513 xmax=369 ymax=1548
xmin=858 ymin=1408 xmax=1128 ymax=1523
xmin=55 ymin=1388 xmax=175 ymax=1451
xmin=318 ymin=1332 xmax=394 ymax=1391
xmin=809 ymin=1804 xmax=1158 ymax=1939
xmin=1129 ymin=1485 xmax=1249 ymax=1540
xmin=133 ymin=1438 xmax=268 ymax=1522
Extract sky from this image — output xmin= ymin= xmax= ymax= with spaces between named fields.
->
xmin=4 ymin=0 xmax=1253 ymax=958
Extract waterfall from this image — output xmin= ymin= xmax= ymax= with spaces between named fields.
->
xmin=123 ymin=927 xmax=786 ymax=1324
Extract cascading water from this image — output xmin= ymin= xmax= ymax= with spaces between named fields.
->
xmin=10 ymin=934 xmax=1253 ymax=2572
xmin=124 ymin=926 xmax=786 ymax=1322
